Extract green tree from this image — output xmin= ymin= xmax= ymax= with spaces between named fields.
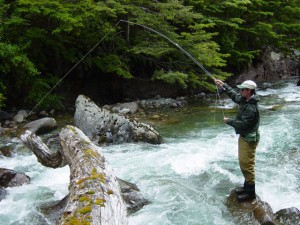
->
xmin=186 ymin=0 xmax=300 ymax=72
xmin=0 ymin=0 xmax=129 ymax=108
xmin=121 ymin=0 xmax=230 ymax=90
xmin=1 ymin=0 xmax=231 ymax=110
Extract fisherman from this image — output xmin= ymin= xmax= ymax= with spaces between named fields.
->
xmin=214 ymin=79 xmax=260 ymax=201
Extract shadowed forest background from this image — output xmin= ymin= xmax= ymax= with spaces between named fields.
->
xmin=0 ymin=0 xmax=299 ymax=109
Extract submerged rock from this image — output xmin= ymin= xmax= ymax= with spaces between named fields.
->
xmin=0 ymin=146 xmax=13 ymax=157
xmin=0 ymin=187 xmax=7 ymax=201
xmin=118 ymin=178 xmax=150 ymax=215
xmin=74 ymin=95 xmax=162 ymax=144
xmin=39 ymin=195 xmax=69 ymax=225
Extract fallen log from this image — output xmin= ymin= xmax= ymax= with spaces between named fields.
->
xmin=21 ymin=126 xmax=128 ymax=225
xmin=59 ymin=125 xmax=127 ymax=225
xmin=21 ymin=130 xmax=64 ymax=168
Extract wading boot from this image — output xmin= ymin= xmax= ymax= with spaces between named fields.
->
xmin=234 ymin=187 xmax=245 ymax=195
xmin=237 ymin=183 xmax=256 ymax=202
xmin=234 ymin=181 xmax=247 ymax=194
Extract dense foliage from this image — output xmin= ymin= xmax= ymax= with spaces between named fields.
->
xmin=0 ymin=0 xmax=299 ymax=109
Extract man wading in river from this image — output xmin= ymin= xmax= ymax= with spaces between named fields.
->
xmin=214 ymin=79 xmax=260 ymax=202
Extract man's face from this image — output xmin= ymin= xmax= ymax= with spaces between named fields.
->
xmin=240 ymin=88 xmax=251 ymax=98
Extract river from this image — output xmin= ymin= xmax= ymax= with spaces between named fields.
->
xmin=0 ymin=78 xmax=299 ymax=225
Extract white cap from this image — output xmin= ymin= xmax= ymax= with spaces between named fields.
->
xmin=237 ymin=80 xmax=257 ymax=90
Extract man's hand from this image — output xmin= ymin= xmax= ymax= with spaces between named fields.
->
xmin=214 ymin=79 xmax=224 ymax=88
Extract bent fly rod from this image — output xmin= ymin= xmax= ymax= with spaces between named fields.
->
xmin=119 ymin=20 xmax=216 ymax=80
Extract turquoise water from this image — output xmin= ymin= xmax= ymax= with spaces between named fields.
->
xmin=0 ymin=78 xmax=299 ymax=224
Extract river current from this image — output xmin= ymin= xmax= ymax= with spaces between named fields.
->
xmin=0 ymin=78 xmax=299 ymax=225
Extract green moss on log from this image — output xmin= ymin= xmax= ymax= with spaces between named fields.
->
xmin=95 ymin=198 xmax=106 ymax=207
xmin=79 ymin=206 xmax=92 ymax=214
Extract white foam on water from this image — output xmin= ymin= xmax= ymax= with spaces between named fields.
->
xmin=255 ymin=83 xmax=300 ymax=212
xmin=0 ymin=153 xmax=69 ymax=225
xmin=166 ymin=134 xmax=238 ymax=177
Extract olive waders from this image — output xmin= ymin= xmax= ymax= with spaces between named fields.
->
xmin=234 ymin=136 xmax=259 ymax=201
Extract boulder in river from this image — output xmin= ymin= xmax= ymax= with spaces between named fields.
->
xmin=227 ymin=189 xmax=278 ymax=225
xmin=74 ymin=95 xmax=162 ymax=144
xmin=118 ymin=178 xmax=150 ymax=215
xmin=0 ymin=168 xmax=30 ymax=188
xmin=23 ymin=117 xmax=57 ymax=135
xmin=275 ymin=207 xmax=300 ymax=225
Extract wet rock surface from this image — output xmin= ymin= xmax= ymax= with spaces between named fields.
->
xmin=118 ymin=178 xmax=150 ymax=215
xmin=0 ymin=145 xmax=13 ymax=157
xmin=0 ymin=168 xmax=30 ymax=188
xmin=23 ymin=117 xmax=57 ymax=135
xmin=74 ymin=95 xmax=162 ymax=144
xmin=227 ymin=189 xmax=277 ymax=225
xmin=275 ymin=207 xmax=300 ymax=225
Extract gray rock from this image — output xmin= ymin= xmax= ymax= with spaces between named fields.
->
xmin=275 ymin=207 xmax=300 ymax=225
xmin=116 ymin=102 xmax=139 ymax=114
xmin=118 ymin=178 xmax=150 ymax=215
xmin=17 ymin=110 xmax=28 ymax=118
xmin=13 ymin=113 xmax=24 ymax=123
xmin=0 ymin=168 xmax=30 ymax=188
xmin=118 ymin=108 xmax=131 ymax=114
xmin=227 ymin=189 xmax=278 ymax=225
xmin=39 ymin=195 xmax=69 ymax=225
xmin=23 ymin=117 xmax=57 ymax=135
xmin=102 ymin=105 xmax=111 ymax=110
xmin=74 ymin=95 xmax=162 ymax=144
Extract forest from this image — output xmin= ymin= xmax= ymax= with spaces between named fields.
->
xmin=0 ymin=0 xmax=299 ymax=109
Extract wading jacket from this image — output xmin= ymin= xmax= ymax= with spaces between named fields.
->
xmin=223 ymin=83 xmax=260 ymax=140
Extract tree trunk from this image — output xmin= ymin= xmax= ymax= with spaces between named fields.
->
xmin=21 ymin=126 xmax=128 ymax=225
xmin=58 ymin=125 xmax=127 ymax=225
